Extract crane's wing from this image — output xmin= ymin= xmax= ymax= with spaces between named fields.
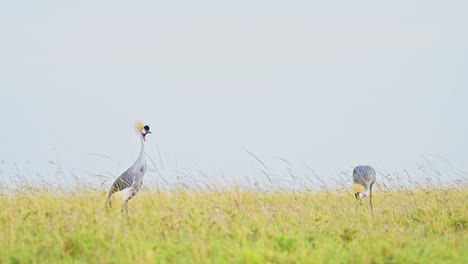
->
xmin=353 ymin=165 xmax=376 ymax=187
xmin=108 ymin=169 xmax=134 ymax=195
xmin=106 ymin=169 xmax=135 ymax=208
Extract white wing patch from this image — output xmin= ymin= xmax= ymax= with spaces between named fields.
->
xmin=118 ymin=187 xmax=133 ymax=202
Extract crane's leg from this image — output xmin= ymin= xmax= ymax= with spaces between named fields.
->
xmin=369 ymin=182 xmax=374 ymax=217
xmin=122 ymin=200 xmax=129 ymax=214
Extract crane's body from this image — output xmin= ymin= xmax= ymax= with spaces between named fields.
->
xmin=106 ymin=122 xmax=151 ymax=213
xmin=352 ymin=165 xmax=376 ymax=215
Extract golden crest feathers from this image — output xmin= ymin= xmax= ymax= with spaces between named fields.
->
xmin=353 ymin=183 xmax=364 ymax=193
xmin=135 ymin=121 xmax=145 ymax=133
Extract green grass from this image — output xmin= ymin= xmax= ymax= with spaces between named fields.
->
xmin=0 ymin=188 xmax=466 ymax=263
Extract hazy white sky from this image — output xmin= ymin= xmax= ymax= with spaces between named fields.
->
xmin=1 ymin=1 xmax=467 ymax=188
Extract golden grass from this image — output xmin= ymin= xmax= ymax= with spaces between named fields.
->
xmin=0 ymin=188 xmax=466 ymax=263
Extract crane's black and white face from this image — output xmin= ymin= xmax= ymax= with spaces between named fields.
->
xmin=353 ymin=183 xmax=366 ymax=199
xmin=355 ymin=191 xmax=368 ymax=199
xmin=141 ymin=125 xmax=151 ymax=141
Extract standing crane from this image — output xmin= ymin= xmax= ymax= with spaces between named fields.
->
xmin=106 ymin=121 xmax=151 ymax=213
xmin=353 ymin=165 xmax=376 ymax=216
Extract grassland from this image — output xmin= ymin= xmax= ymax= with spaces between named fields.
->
xmin=0 ymin=188 xmax=466 ymax=263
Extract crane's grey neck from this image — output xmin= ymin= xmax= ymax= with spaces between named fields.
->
xmin=139 ymin=134 xmax=147 ymax=158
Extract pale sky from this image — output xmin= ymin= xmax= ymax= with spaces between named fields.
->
xmin=1 ymin=1 xmax=467 ymax=189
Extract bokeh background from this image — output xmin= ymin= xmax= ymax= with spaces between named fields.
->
xmin=1 ymin=1 xmax=467 ymax=189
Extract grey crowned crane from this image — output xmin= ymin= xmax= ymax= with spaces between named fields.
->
xmin=106 ymin=121 xmax=151 ymax=213
xmin=353 ymin=165 xmax=377 ymax=216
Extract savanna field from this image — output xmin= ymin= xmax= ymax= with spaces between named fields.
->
xmin=0 ymin=187 xmax=466 ymax=263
